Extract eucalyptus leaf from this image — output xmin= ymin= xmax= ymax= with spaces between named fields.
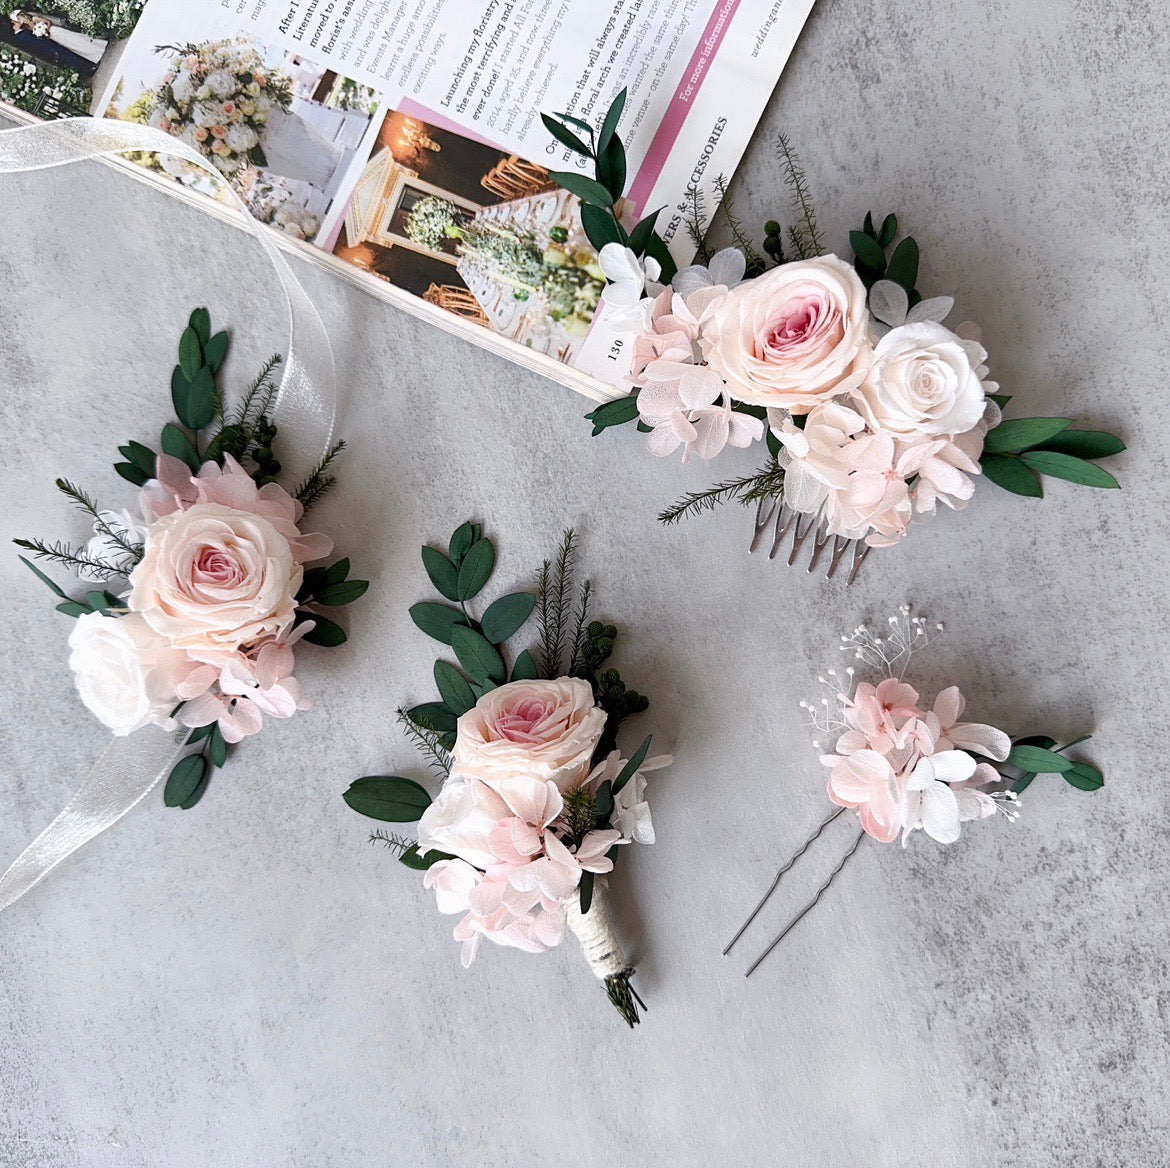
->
xmin=55 ymin=601 xmax=89 ymax=618
xmin=511 ymin=649 xmax=539 ymax=681
xmin=325 ymin=557 xmax=351 ymax=584
xmin=452 ymin=625 xmax=507 ymax=684
xmin=164 ymin=754 xmax=206 ymax=808
xmin=585 ymin=395 xmax=639 ymax=436
xmin=409 ymin=601 xmax=468 ymax=645
xmin=188 ymin=307 xmax=211 ymax=345
xmin=481 ymin=592 xmax=536 ymax=644
xmin=161 ymin=422 xmax=200 ymax=470
xmin=1007 ymin=744 xmax=1075 ymax=774
xmin=982 ymin=417 xmax=1073 ymax=454
xmin=209 ymin=722 xmax=228 ymax=768
xmin=316 ymin=580 xmax=370 ymax=606
xmin=449 ymin=522 xmax=475 ymax=564
xmin=407 ymin=702 xmax=458 ymax=733
xmin=422 ymin=545 xmax=461 ymax=600
xmin=1020 ymin=450 xmax=1120 ymax=489
xmin=1063 ymin=762 xmax=1104 ymax=791
xmin=178 ymin=326 xmax=202 ymax=382
xmin=979 ymin=453 xmax=1043 ymax=497
xmin=849 ymin=229 xmax=885 ymax=271
xmin=434 ymin=660 xmax=476 ymax=716
xmin=1036 ymin=430 xmax=1126 ymax=460
xmin=204 ymin=330 xmax=229 ymax=373
xmin=301 ymin=614 xmax=347 ymax=646
xmin=878 ymin=213 xmax=898 ymax=247
xmin=342 ymin=776 xmax=432 ymax=822
xmin=186 ymin=366 xmax=216 ymax=430
xmin=885 ymin=237 xmax=919 ymax=292
xmin=457 ymin=539 xmax=496 ymax=601
xmin=171 ymin=366 xmax=191 ymax=422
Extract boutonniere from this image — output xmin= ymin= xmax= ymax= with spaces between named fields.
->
xmin=1 ymin=308 xmax=362 ymax=910
xmin=724 ymin=608 xmax=1103 ymax=974
xmin=344 ymin=525 xmax=667 ymax=1027
xmin=543 ymin=97 xmax=1124 ymax=582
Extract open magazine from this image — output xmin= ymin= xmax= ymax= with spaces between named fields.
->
xmin=0 ymin=0 xmax=816 ymax=399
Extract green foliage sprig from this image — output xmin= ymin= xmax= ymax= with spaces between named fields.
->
xmin=999 ymin=735 xmax=1103 ymax=794
xmin=542 ymin=89 xmax=678 ymax=283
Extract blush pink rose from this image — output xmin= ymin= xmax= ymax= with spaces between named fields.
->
xmin=701 ymin=255 xmax=871 ymax=412
xmin=452 ymin=678 xmax=606 ymax=789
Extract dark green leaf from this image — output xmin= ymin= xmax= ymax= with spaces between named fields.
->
xmin=208 ymin=722 xmax=228 ymax=768
xmin=171 ymin=366 xmax=191 ymax=422
xmin=301 ymin=614 xmax=347 ymax=646
xmin=113 ymin=460 xmax=151 ymax=486
xmin=481 ymin=592 xmax=536 ymax=644
xmin=188 ymin=307 xmax=211 ymax=345
xmin=982 ymin=417 xmax=1073 ymax=454
xmin=448 ymin=522 xmax=476 ymax=564
xmin=585 ymin=395 xmax=639 ymax=435
xmin=885 ymin=237 xmax=919 ymax=292
xmin=452 ymin=625 xmax=507 ymax=684
xmin=1014 ymin=734 xmax=1056 ymax=750
xmin=55 ymin=601 xmax=89 ymax=618
xmin=541 ymin=113 xmax=593 ymax=158
xmin=863 ymin=210 xmax=875 ymax=237
xmin=325 ymin=557 xmax=351 ymax=585
xmin=434 ymin=660 xmax=477 ymax=716
xmin=552 ymin=111 xmax=595 ymax=133
xmin=342 ymin=776 xmax=432 ymax=822
xmin=399 ymin=845 xmax=452 ymax=870
xmin=204 ymin=330 xmax=229 ymax=373
xmin=1013 ymin=773 xmax=1035 ymax=794
xmin=164 ymin=754 xmax=206 ymax=807
xmin=1020 ymin=450 xmax=1120 ymax=489
xmin=161 ymin=422 xmax=200 ymax=470
xmin=594 ymin=779 xmax=614 ymax=822
xmin=85 ymin=589 xmax=109 ymax=612
xmin=422 ymin=545 xmax=461 ymax=601
xmin=511 ymin=649 xmax=539 ymax=681
xmin=19 ymin=555 xmax=69 ymax=598
xmin=612 ymin=735 xmax=652 ymax=795
xmin=124 ymin=440 xmax=157 ymax=475
xmin=597 ymin=87 xmax=627 ymax=154
xmin=580 ymin=202 xmax=625 ymax=251
xmin=187 ymin=722 xmax=215 ymax=743
xmin=185 ymin=366 xmax=216 ymax=431
xmin=317 ymin=579 xmax=370 ymax=606
xmin=987 ymin=393 xmax=1013 ymax=410
xmin=178 ymin=769 xmax=211 ymax=809
xmin=643 ymin=233 xmax=677 ymax=283
xmin=549 ymin=170 xmax=614 ymax=207
xmin=249 ymin=145 xmax=268 ymax=167
xmin=878 ymin=213 xmax=898 ymax=247
xmin=1007 ymin=744 xmax=1076 ymax=774
xmin=408 ymin=702 xmax=458 ymax=733
xmin=597 ymin=135 xmax=627 ymax=202
xmin=849 ymin=229 xmax=885 ymax=271
xmin=1035 ymin=429 xmax=1125 ymax=460
xmin=457 ymin=538 xmax=496 ymax=601
xmin=628 ymin=207 xmax=663 ymax=255
xmin=1063 ymin=762 xmax=1104 ymax=791
xmin=409 ymin=601 xmax=468 ymax=645
xmin=579 ymin=869 xmax=595 ymax=914
xmin=178 ymin=326 xmax=202 ymax=382
xmin=979 ymin=453 xmax=1043 ymax=498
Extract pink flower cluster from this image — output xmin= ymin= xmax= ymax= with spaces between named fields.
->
xmin=821 ymin=678 xmax=1011 ymax=844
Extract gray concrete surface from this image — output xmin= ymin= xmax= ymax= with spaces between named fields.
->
xmin=0 ymin=0 xmax=1166 ymax=1163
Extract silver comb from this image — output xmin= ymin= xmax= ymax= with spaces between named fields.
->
xmin=750 ymin=495 xmax=871 ymax=584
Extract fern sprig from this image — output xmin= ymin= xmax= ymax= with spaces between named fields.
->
xmin=228 ymin=353 xmax=281 ymax=431
xmin=777 ymin=134 xmax=823 ymax=259
xmin=13 ymin=537 xmax=131 ymax=579
xmin=713 ymin=175 xmax=765 ymax=272
xmin=369 ymin=830 xmax=416 ymax=856
xmin=658 ymin=461 xmax=785 ymax=526
xmin=536 ymin=529 xmax=577 ymax=677
xmin=683 ymin=183 xmax=711 ymax=263
xmin=295 ymin=440 xmax=347 ymax=513
xmin=567 ymin=578 xmax=593 ymax=676
xmin=396 ymin=706 xmax=452 ymax=775
xmin=54 ymin=478 xmax=142 ymax=559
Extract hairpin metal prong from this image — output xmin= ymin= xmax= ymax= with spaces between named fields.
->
xmin=744 ymin=827 xmax=866 ymax=978
xmin=722 ymin=806 xmax=846 ymax=956
xmin=749 ymin=498 xmax=868 ymax=582
xmin=751 ymin=494 xmax=780 ymax=553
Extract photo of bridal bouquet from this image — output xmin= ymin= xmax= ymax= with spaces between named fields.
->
xmin=543 ymin=95 xmax=1125 ymax=580
xmin=16 ymin=307 xmax=365 ymax=809
xmin=145 ymin=37 xmax=292 ymax=177
xmin=343 ymin=525 xmax=667 ymax=1027
xmin=724 ymin=607 xmax=1104 ymax=974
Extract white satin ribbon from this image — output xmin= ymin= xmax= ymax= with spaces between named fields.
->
xmin=0 ymin=117 xmax=339 ymax=911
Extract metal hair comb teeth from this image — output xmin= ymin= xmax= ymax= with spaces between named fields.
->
xmin=751 ymin=495 xmax=871 ymax=584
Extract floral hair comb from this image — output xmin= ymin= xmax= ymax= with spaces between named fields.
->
xmin=542 ymin=98 xmax=1125 ymax=582
xmin=724 ymin=608 xmax=1104 ymax=974
xmin=343 ymin=525 xmax=667 ymax=1027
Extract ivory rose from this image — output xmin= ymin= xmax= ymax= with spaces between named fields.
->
xmin=128 ymin=502 xmax=301 ymax=651
xmin=67 ymin=612 xmax=185 ymax=736
xmin=854 ymin=321 xmax=988 ymax=439
xmin=452 ymin=678 xmax=606 ymax=788
xmin=701 ymin=255 xmax=871 ymax=412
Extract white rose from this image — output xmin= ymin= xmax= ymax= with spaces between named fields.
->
xmin=191 ymin=101 xmax=221 ymax=129
xmin=702 ymin=255 xmax=871 ymax=412
xmin=170 ymin=71 xmax=195 ymax=104
xmin=853 ymin=321 xmax=988 ymax=438
xmin=416 ymin=774 xmax=510 ymax=870
xmin=68 ymin=612 xmax=184 ymax=737
xmin=128 ymin=502 xmax=300 ymax=651
xmin=452 ymin=678 xmax=606 ymax=789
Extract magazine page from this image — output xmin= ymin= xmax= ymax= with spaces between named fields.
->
xmin=0 ymin=0 xmax=817 ymax=392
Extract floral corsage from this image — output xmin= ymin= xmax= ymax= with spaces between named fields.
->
xmin=343 ymin=525 xmax=667 ymax=1027
xmin=17 ymin=308 xmax=366 ymax=809
xmin=543 ymin=97 xmax=1124 ymax=581
xmin=724 ymin=608 xmax=1104 ymax=974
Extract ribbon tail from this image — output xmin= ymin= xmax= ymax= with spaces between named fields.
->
xmin=0 ymin=116 xmax=336 ymax=482
xmin=0 ymin=727 xmax=190 ymax=913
